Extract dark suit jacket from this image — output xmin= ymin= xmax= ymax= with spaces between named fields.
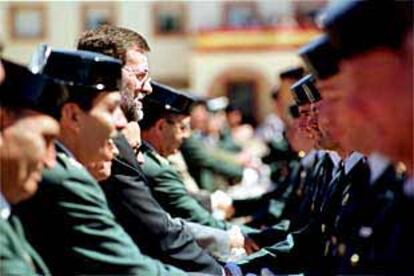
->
xmin=100 ymin=135 xmax=222 ymax=274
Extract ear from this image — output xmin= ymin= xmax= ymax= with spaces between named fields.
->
xmin=0 ymin=108 xmax=16 ymax=130
xmin=401 ymin=30 xmax=413 ymax=67
xmin=0 ymin=108 xmax=6 ymax=130
xmin=60 ymin=103 xmax=82 ymax=132
xmin=154 ymin=118 xmax=166 ymax=134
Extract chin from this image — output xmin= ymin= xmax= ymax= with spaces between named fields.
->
xmin=99 ymin=166 xmax=112 ymax=181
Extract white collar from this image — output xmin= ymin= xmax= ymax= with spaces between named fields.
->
xmin=326 ymin=150 xmax=342 ymax=168
xmin=367 ymin=152 xmax=391 ymax=184
xmin=403 ymin=177 xmax=414 ymax=198
xmin=344 ymin=151 xmax=365 ymax=175
xmin=0 ymin=192 xmax=11 ymax=220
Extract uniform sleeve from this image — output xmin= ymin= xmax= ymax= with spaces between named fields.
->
xmin=181 ymin=136 xmax=243 ymax=180
xmin=57 ymin=173 xmax=186 ymax=276
xmin=15 ymin=154 xmax=186 ymax=276
xmin=143 ymin=156 xmax=232 ymax=231
xmin=0 ymin=221 xmax=39 ymax=276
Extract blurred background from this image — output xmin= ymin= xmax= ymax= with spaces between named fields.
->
xmin=0 ymin=0 xmax=326 ymax=125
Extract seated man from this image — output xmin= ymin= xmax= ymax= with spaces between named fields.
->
xmin=0 ymin=58 xmax=61 ymax=275
xmin=15 ymin=47 xmax=186 ymax=275
xmin=78 ymin=24 xmax=225 ymax=273
xmin=138 ymin=83 xmax=284 ymax=256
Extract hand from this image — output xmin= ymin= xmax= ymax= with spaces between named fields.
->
xmin=241 ymin=168 xmax=260 ymax=186
xmin=211 ymin=190 xmax=234 ymax=219
xmin=121 ymin=122 xmax=141 ymax=150
xmin=244 ymin=237 xmax=260 ymax=255
xmin=227 ymin=226 xmax=244 ymax=250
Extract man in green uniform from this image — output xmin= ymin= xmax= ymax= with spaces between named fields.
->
xmin=182 ymin=101 xmax=244 ymax=192
xmin=78 ymin=25 xmax=227 ymax=274
xmin=140 ymin=83 xmax=236 ymax=231
xmin=0 ymin=58 xmax=61 ymax=275
xmin=15 ymin=47 xmax=186 ymax=275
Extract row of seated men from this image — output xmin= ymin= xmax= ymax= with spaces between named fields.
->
xmin=0 ymin=0 xmax=413 ymax=275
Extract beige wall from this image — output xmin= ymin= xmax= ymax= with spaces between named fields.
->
xmin=0 ymin=1 xmax=190 ymax=82
xmin=0 ymin=1 xmax=309 ymax=122
xmin=191 ymin=51 xmax=302 ymax=120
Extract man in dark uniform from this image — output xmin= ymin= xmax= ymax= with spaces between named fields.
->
xmin=293 ymin=1 xmax=413 ymax=273
xmin=0 ymin=58 xmax=61 ymax=275
xmin=318 ymin=0 xmax=414 ymax=272
xmin=15 ymin=47 xmax=187 ymax=275
xmin=77 ymin=25 xmax=225 ymax=274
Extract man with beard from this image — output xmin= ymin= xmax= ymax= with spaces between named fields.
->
xmin=16 ymin=46 xmax=187 ymax=275
xmin=78 ymin=25 xmax=225 ymax=274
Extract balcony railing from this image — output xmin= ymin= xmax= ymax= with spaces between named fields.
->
xmin=194 ymin=26 xmax=320 ymax=52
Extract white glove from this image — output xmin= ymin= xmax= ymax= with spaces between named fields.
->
xmin=241 ymin=168 xmax=259 ymax=186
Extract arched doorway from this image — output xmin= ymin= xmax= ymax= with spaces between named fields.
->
xmin=207 ymin=67 xmax=271 ymax=127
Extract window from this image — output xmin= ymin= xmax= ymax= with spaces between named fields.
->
xmin=223 ymin=2 xmax=260 ymax=28
xmin=226 ymin=80 xmax=258 ymax=126
xmin=152 ymin=2 xmax=186 ymax=36
xmin=9 ymin=3 xmax=47 ymax=40
xmin=81 ymin=2 xmax=116 ymax=31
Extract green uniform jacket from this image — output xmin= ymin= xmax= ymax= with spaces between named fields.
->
xmin=180 ymin=134 xmax=243 ymax=192
xmin=0 ymin=215 xmax=50 ymax=275
xmin=15 ymin=143 xmax=186 ymax=276
xmin=218 ymin=127 xmax=241 ymax=153
xmin=141 ymin=141 xmax=232 ymax=231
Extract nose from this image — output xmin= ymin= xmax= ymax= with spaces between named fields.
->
xmin=113 ymin=107 xmax=127 ymax=130
xmin=108 ymin=139 xmax=119 ymax=158
xmin=43 ymin=141 xmax=57 ymax=169
xmin=182 ymin=127 xmax=191 ymax=139
xmin=141 ymin=78 xmax=153 ymax=96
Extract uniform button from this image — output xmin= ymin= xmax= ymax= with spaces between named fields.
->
xmin=359 ymin=226 xmax=373 ymax=238
xmin=350 ymin=253 xmax=360 ymax=266
xmin=334 ymin=215 xmax=340 ymax=227
xmin=338 ymin=243 xmax=346 ymax=256
xmin=331 ymin=236 xmax=337 ymax=245
xmin=321 ymin=224 xmax=326 ymax=233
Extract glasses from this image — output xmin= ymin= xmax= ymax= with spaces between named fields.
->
xmin=122 ymin=67 xmax=151 ymax=91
